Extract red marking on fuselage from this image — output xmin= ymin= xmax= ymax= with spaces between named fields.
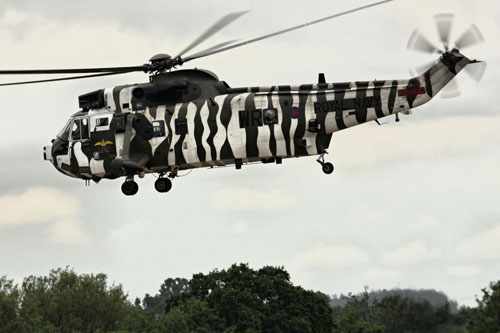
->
xmin=398 ymin=87 xmax=425 ymax=97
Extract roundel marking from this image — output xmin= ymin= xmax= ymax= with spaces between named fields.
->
xmin=290 ymin=106 xmax=301 ymax=119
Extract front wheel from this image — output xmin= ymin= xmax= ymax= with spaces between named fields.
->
xmin=122 ymin=181 xmax=139 ymax=196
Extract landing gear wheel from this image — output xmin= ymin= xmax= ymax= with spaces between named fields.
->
xmin=121 ymin=181 xmax=139 ymax=196
xmin=322 ymin=162 xmax=334 ymax=174
xmin=155 ymin=178 xmax=172 ymax=193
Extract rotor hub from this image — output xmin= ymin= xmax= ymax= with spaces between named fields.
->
xmin=149 ymin=53 xmax=172 ymax=63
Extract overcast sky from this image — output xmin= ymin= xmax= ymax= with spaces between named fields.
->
xmin=0 ymin=0 xmax=499 ymax=307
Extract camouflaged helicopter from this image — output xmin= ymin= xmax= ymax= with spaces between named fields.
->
xmin=0 ymin=0 xmax=486 ymax=195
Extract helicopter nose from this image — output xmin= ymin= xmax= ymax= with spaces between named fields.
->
xmin=43 ymin=145 xmax=53 ymax=162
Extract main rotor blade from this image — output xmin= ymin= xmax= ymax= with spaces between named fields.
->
xmin=183 ymin=0 xmax=395 ymax=62
xmin=407 ymin=29 xmax=440 ymax=54
xmin=0 ymin=71 xmax=134 ymax=87
xmin=185 ymin=39 xmax=240 ymax=60
xmin=464 ymin=61 xmax=487 ymax=82
xmin=455 ymin=24 xmax=484 ymax=50
xmin=0 ymin=65 xmax=147 ymax=75
xmin=434 ymin=13 xmax=454 ymax=50
xmin=174 ymin=11 xmax=248 ymax=59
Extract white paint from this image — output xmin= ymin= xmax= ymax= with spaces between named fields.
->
xmin=103 ymin=88 xmax=116 ymax=111
xmin=228 ymin=94 xmax=247 ymax=159
xmin=89 ymin=158 xmax=105 ymax=176
xmin=255 ymin=95 xmax=272 ymax=158
xmin=72 ymin=141 xmax=89 ymax=167
xmin=273 ymin=95 xmax=287 ymax=157
xmin=199 ymin=101 xmax=212 ymax=161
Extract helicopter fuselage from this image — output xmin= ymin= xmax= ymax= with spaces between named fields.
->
xmin=43 ymin=50 xmax=471 ymax=191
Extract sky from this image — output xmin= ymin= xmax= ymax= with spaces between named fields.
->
xmin=0 ymin=0 xmax=499 ymax=307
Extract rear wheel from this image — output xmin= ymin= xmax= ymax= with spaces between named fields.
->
xmin=322 ymin=162 xmax=334 ymax=174
xmin=155 ymin=178 xmax=172 ymax=193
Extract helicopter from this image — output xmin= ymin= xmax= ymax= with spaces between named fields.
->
xmin=0 ymin=0 xmax=486 ymax=196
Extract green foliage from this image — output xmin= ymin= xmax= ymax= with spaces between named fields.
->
xmin=164 ymin=298 xmax=223 ymax=332
xmin=0 ymin=268 xmax=134 ymax=332
xmin=0 ymin=276 xmax=22 ymax=332
xmin=330 ymin=288 xmax=459 ymax=313
xmin=372 ymin=294 xmax=442 ymax=332
xmin=467 ymin=280 xmax=500 ymax=332
xmin=331 ymin=292 xmax=384 ymax=333
xmin=3 ymin=267 xmax=495 ymax=332
xmin=142 ymin=277 xmax=189 ymax=317
xmin=165 ymin=263 xmax=333 ymax=332
xmin=331 ymin=290 xmax=469 ymax=333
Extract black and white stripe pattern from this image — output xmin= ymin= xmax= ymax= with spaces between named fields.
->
xmin=53 ymin=51 xmax=472 ymax=179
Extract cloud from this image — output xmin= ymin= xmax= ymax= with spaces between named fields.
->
xmin=230 ymin=221 xmax=248 ymax=236
xmin=334 ymin=115 xmax=500 ymax=168
xmin=292 ymin=243 xmax=369 ymax=269
xmin=211 ymin=188 xmax=297 ymax=211
xmin=0 ymin=187 xmax=88 ymax=244
xmin=382 ymin=240 xmax=442 ymax=265
xmin=455 ymin=225 xmax=500 ymax=259
xmin=447 ymin=266 xmax=481 ymax=278
xmin=409 ymin=214 xmax=440 ymax=233
xmin=363 ymin=267 xmax=402 ymax=285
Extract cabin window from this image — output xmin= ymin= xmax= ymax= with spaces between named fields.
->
xmin=81 ymin=118 xmax=89 ymax=140
xmin=175 ymin=118 xmax=188 ymax=135
xmin=96 ymin=117 xmax=109 ymax=127
xmin=263 ymin=108 xmax=278 ymax=125
xmin=153 ymin=120 xmax=166 ymax=137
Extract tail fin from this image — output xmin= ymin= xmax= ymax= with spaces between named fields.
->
xmin=410 ymin=50 xmax=472 ymax=107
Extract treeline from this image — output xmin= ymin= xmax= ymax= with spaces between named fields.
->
xmin=0 ymin=264 xmax=499 ymax=332
xmin=329 ymin=288 xmax=459 ymax=313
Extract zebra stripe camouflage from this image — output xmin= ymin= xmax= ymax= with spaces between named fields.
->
xmin=44 ymin=50 xmax=471 ymax=182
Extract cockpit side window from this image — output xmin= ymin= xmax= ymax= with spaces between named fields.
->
xmin=71 ymin=118 xmax=90 ymax=141
xmin=72 ymin=119 xmax=82 ymax=140
xmin=57 ymin=120 xmax=71 ymax=141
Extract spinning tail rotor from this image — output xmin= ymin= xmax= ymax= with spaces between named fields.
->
xmin=407 ymin=14 xmax=486 ymax=98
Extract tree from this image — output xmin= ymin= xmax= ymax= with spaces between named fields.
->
xmin=165 ymin=264 xmax=333 ymax=332
xmin=373 ymin=294 xmax=449 ymax=332
xmin=0 ymin=276 xmax=22 ymax=332
xmin=17 ymin=267 xmax=132 ymax=332
xmin=331 ymin=292 xmax=384 ymax=333
xmin=467 ymin=280 xmax=500 ymax=332
xmin=142 ymin=277 xmax=189 ymax=317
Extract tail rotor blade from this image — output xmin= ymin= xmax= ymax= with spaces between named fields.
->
xmin=464 ymin=61 xmax=487 ymax=82
xmin=455 ymin=24 xmax=484 ymax=50
xmin=441 ymin=77 xmax=460 ymax=98
xmin=434 ymin=13 xmax=454 ymax=51
xmin=407 ymin=29 xmax=440 ymax=54
xmin=414 ymin=60 xmax=438 ymax=75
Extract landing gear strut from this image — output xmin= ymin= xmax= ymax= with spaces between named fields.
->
xmin=316 ymin=152 xmax=334 ymax=175
xmin=121 ymin=177 xmax=139 ymax=196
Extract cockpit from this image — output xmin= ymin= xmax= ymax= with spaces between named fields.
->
xmin=44 ymin=111 xmax=93 ymax=176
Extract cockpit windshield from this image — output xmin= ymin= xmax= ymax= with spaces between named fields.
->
xmin=57 ymin=120 xmax=71 ymax=141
